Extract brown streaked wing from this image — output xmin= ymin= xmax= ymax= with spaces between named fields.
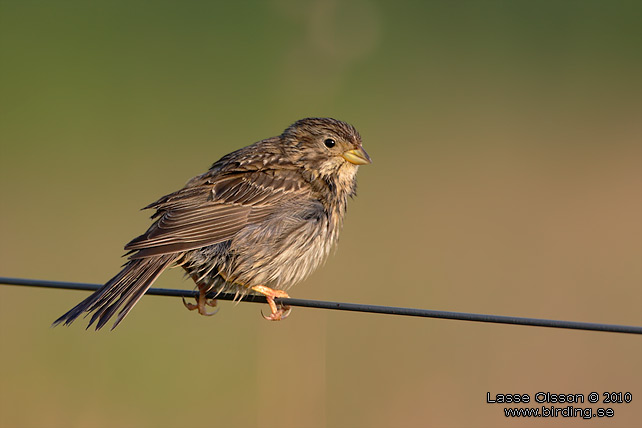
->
xmin=126 ymin=169 xmax=308 ymax=259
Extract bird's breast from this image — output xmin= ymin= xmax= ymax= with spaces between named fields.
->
xmin=224 ymin=202 xmax=342 ymax=290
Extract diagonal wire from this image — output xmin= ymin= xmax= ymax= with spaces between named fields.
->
xmin=1 ymin=276 xmax=641 ymax=335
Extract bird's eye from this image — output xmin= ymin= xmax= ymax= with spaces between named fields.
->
xmin=324 ymin=138 xmax=336 ymax=148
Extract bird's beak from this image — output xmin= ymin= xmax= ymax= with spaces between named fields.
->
xmin=342 ymin=146 xmax=372 ymax=165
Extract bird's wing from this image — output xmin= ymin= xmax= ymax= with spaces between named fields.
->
xmin=125 ymin=169 xmax=309 ymax=258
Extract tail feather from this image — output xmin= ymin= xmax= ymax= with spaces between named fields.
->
xmin=52 ymin=254 xmax=177 ymax=330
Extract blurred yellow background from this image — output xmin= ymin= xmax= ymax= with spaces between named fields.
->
xmin=1 ymin=1 xmax=640 ymax=427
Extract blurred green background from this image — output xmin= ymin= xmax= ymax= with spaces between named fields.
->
xmin=1 ymin=1 xmax=640 ymax=427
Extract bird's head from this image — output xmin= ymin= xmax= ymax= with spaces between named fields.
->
xmin=282 ymin=118 xmax=371 ymax=188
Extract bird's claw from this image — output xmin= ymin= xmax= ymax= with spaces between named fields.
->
xmin=260 ymin=305 xmax=292 ymax=321
xmin=251 ymin=285 xmax=291 ymax=321
xmin=183 ymin=292 xmax=218 ymax=316
xmin=182 ymin=296 xmax=198 ymax=311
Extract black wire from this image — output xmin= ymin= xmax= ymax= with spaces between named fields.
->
xmin=1 ymin=276 xmax=641 ymax=335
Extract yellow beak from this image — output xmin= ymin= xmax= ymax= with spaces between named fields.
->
xmin=342 ymin=146 xmax=372 ymax=165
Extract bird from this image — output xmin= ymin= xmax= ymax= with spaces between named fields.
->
xmin=53 ymin=117 xmax=371 ymax=330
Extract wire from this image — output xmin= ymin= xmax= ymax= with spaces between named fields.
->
xmin=1 ymin=276 xmax=641 ymax=335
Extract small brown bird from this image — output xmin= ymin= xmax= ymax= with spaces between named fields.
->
xmin=53 ymin=118 xmax=371 ymax=330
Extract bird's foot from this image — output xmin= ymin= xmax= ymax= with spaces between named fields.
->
xmin=251 ymin=285 xmax=291 ymax=321
xmin=182 ymin=288 xmax=218 ymax=316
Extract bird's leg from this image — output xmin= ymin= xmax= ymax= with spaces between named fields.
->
xmin=251 ymin=285 xmax=291 ymax=321
xmin=183 ymin=279 xmax=218 ymax=316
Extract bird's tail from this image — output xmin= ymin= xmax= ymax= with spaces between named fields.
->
xmin=52 ymin=254 xmax=177 ymax=330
